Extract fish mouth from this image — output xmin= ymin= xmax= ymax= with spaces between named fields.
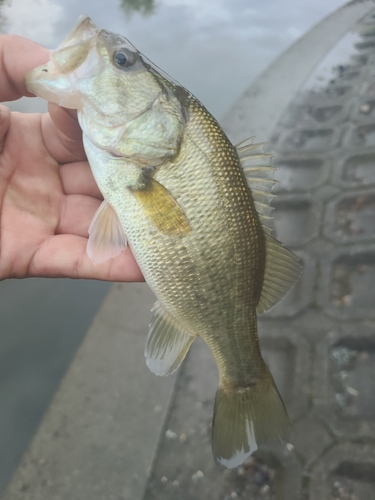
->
xmin=25 ymin=62 xmax=60 ymax=102
xmin=25 ymin=59 xmax=83 ymax=109
xmin=57 ymin=15 xmax=99 ymax=49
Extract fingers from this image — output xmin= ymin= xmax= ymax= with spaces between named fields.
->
xmin=56 ymin=194 xmax=100 ymax=237
xmin=41 ymin=110 xmax=86 ymax=164
xmin=0 ymin=35 xmax=86 ymax=163
xmin=48 ymin=103 xmax=81 ymax=141
xmin=52 ymin=195 xmax=143 ymax=281
xmin=60 ymin=161 xmax=102 ymax=198
xmin=0 ymin=35 xmax=50 ymax=102
xmin=29 ymin=234 xmax=144 ymax=282
xmin=0 ymin=105 xmax=10 ymax=154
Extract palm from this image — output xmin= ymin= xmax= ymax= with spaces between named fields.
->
xmin=0 ymin=103 xmax=142 ymax=282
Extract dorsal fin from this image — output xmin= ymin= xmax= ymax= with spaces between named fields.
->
xmin=257 ymin=235 xmax=302 ymax=313
xmin=236 ymin=138 xmax=277 ymax=234
xmin=236 ymin=138 xmax=301 ymax=312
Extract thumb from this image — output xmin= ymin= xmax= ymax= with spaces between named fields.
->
xmin=0 ymin=105 xmax=10 ymax=154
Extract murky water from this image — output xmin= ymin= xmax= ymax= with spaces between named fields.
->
xmin=0 ymin=0 xmax=347 ymax=494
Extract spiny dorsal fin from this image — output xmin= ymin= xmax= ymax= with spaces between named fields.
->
xmin=257 ymin=235 xmax=302 ymax=314
xmin=236 ymin=138 xmax=277 ymax=234
xmin=145 ymin=302 xmax=196 ymax=376
xmin=236 ymin=139 xmax=301 ymax=312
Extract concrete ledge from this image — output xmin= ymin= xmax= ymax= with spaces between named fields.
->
xmin=2 ymin=284 xmax=176 ymax=500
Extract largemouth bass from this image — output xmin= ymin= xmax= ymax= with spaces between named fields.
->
xmin=26 ymin=16 xmax=301 ymax=468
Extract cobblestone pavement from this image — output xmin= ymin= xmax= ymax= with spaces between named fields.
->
xmin=142 ymin=6 xmax=375 ymax=500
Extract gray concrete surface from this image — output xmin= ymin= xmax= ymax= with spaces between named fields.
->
xmin=0 ymin=278 xmax=110 ymax=495
xmin=3 ymin=1 xmax=375 ymax=499
xmin=2 ymin=284 xmax=176 ymax=500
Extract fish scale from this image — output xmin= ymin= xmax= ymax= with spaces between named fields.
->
xmin=25 ymin=15 xmax=301 ymax=468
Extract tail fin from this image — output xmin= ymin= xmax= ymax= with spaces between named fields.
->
xmin=212 ymin=367 xmax=290 ymax=468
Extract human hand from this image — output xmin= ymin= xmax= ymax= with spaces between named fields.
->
xmin=0 ymin=35 xmax=143 ymax=281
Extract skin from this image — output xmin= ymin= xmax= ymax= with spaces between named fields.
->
xmin=0 ymin=35 xmax=143 ymax=282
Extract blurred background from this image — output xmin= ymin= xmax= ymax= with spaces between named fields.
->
xmin=0 ymin=0 xmax=348 ymax=495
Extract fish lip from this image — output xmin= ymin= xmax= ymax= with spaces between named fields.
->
xmin=57 ymin=15 xmax=99 ymax=49
xmin=25 ymin=65 xmax=50 ymax=94
xmin=26 ymin=81 xmax=77 ymax=108
xmin=25 ymin=63 xmax=80 ymax=108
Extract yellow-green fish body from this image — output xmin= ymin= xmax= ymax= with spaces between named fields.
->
xmin=26 ymin=17 xmax=301 ymax=467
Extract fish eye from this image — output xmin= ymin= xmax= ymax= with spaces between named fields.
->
xmin=114 ymin=49 xmax=135 ymax=69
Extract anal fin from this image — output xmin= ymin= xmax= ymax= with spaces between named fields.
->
xmin=145 ymin=302 xmax=196 ymax=376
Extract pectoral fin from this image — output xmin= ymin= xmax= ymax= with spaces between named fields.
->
xmin=86 ymin=200 xmax=127 ymax=265
xmin=145 ymin=302 xmax=196 ymax=376
xmin=131 ymin=178 xmax=190 ymax=236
